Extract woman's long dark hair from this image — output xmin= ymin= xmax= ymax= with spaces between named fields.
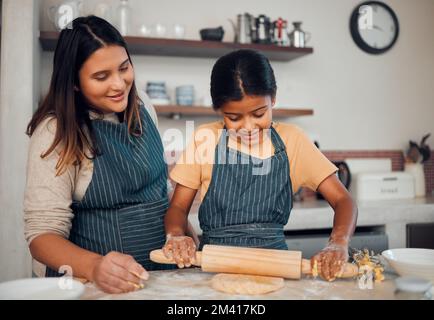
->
xmin=27 ymin=16 xmax=142 ymax=176
xmin=210 ymin=49 xmax=277 ymax=109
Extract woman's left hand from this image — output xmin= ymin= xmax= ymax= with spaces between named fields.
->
xmin=311 ymin=243 xmax=349 ymax=281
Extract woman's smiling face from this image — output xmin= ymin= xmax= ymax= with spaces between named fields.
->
xmin=78 ymin=45 xmax=134 ymax=113
xmin=220 ymin=95 xmax=274 ymax=146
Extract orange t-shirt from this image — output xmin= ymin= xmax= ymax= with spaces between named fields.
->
xmin=170 ymin=121 xmax=337 ymax=201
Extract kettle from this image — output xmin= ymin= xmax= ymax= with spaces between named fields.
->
xmin=229 ymin=13 xmax=254 ymax=44
xmin=272 ymin=17 xmax=290 ymax=46
xmin=288 ymin=21 xmax=311 ymax=48
xmin=254 ymin=14 xmax=272 ymax=44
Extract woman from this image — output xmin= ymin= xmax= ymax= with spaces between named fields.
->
xmin=163 ymin=50 xmax=358 ymax=281
xmin=24 ymin=16 xmax=183 ymax=294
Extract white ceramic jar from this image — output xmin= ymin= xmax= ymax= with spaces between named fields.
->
xmin=404 ymin=162 xmax=426 ymax=197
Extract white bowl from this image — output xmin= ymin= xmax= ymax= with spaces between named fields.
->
xmin=382 ymin=248 xmax=434 ymax=281
xmin=0 ymin=278 xmax=85 ymax=300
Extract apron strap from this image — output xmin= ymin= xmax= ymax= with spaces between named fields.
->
xmin=216 ymin=124 xmax=286 ymax=159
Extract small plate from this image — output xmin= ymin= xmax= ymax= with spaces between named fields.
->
xmin=0 ymin=278 xmax=85 ymax=300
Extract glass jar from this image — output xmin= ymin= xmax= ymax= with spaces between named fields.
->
xmin=115 ymin=0 xmax=131 ymax=36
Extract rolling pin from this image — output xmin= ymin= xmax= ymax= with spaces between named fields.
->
xmin=150 ymin=245 xmax=359 ymax=279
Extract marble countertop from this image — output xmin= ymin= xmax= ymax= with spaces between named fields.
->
xmin=81 ymin=268 xmax=403 ymax=300
xmin=79 ymin=199 xmax=434 ymax=300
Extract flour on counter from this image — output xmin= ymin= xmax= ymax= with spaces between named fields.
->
xmin=80 ymin=268 xmax=398 ymax=300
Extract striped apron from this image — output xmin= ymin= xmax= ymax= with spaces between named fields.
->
xmin=198 ymin=126 xmax=293 ymax=250
xmin=46 ymin=106 xmax=173 ymax=276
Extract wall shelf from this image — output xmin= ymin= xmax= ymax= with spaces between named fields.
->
xmin=154 ymin=105 xmax=313 ymax=118
xmin=39 ymin=31 xmax=314 ymax=61
xmin=39 ymin=31 xmax=315 ymax=118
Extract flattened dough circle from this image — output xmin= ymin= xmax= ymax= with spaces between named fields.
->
xmin=211 ymin=273 xmax=284 ymax=295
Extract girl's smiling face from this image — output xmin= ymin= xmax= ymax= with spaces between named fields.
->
xmin=78 ymin=45 xmax=134 ymax=113
xmin=220 ymin=95 xmax=274 ymax=146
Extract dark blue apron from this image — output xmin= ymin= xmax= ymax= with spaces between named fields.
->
xmin=198 ymin=125 xmax=293 ymax=250
xmin=46 ymin=106 xmax=173 ymax=276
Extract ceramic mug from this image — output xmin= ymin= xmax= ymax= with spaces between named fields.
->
xmin=172 ymin=24 xmax=185 ymax=39
xmin=152 ymin=23 xmax=167 ymax=38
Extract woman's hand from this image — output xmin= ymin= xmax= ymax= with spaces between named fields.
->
xmin=162 ymin=235 xmax=197 ymax=268
xmin=311 ymin=242 xmax=349 ymax=282
xmin=91 ymin=251 xmax=149 ymax=294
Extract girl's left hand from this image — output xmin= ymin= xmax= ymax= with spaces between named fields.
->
xmin=311 ymin=243 xmax=349 ymax=281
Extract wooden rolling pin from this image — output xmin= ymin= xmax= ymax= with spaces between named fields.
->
xmin=150 ymin=245 xmax=359 ymax=279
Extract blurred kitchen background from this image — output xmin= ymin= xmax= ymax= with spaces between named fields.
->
xmin=0 ymin=0 xmax=433 ymax=282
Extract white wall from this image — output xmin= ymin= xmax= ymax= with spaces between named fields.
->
xmin=0 ymin=0 xmax=40 ymax=281
xmin=39 ymin=0 xmax=434 ymax=152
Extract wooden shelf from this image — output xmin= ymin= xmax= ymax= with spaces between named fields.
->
xmin=39 ymin=31 xmax=313 ymax=61
xmin=154 ymin=105 xmax=313 ymax=118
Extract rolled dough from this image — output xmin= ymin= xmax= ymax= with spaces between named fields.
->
xmin=210 ymin=273 xmax=285 ymax=295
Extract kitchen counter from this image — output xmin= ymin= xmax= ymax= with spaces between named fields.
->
xmin=188 ymin=197 xmax=434 ymax=249
xmin=80 ymin=199 xmax=434 ymax=300
xmin=80 ymin=268 xmax=402 ymax=300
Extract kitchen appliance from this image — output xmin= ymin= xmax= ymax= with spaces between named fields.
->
xmin=407 ymin=223 xmax=434 ymax=249
xmin=229 ymin=13 xmax=254 ymax=44
xmin=272 ymin=18 xmax=290 ymax=46
xmin=288 ymin=21 xmax=311 ymax=48
xmin=254 ymin=14 xmax=272 ymax=44
xmin=199 ymin=26 xmax=224 ymax=41
xmin=352 ymin=172 xmax=415 ymax=200
xmin=150 ymin=245 xmax=359 ymax=279
xmin=346 ymin=158 xmax=415 ymax=200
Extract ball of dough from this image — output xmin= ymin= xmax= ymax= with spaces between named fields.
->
xmin=211 ymin=273 xmax=284 ymax=295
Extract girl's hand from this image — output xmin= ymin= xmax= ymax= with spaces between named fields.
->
xmin=91 ymin=251 xmax=148 ymax=294
xmin=311 ymin=243 xmax=349 ymax=281
xmin=162 ymin=235 xmax=197 ymax=268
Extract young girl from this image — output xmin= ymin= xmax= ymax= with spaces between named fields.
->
xmin=163 ymin=49 xmax=358 ymax=281
xmin=24 ymin=16 xmax=182 ymax=294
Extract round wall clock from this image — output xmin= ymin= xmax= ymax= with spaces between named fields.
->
xmin=350 ymin=1 xmax=399 ymax=54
